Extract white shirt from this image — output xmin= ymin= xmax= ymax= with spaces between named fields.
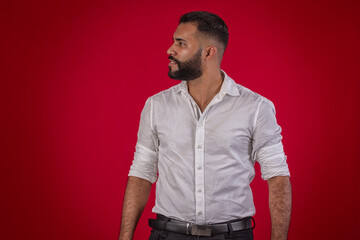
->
xmin=128 ymin=71 xmax=290 ymax=224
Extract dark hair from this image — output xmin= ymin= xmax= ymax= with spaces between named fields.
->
xmin=179 ymin=11 xmax=229 ymax=50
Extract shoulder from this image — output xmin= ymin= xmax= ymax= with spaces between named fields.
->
xmin=231 ymin=78 xmax=274 ymax=108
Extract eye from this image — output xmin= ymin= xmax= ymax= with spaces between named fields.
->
xmin=178 ymin=41 xmax=185 ymax=46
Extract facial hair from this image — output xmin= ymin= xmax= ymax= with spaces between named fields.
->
xmin=168 ymin=48 xmax=203 ymax=81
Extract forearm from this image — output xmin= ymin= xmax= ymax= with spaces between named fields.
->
xmin=268 ymin=176 xmax=292 ymax=240
xmin=119 ymin=176 xmax=152 ymax=240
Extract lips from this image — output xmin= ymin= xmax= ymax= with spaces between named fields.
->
xmin=169 ymin=60 xmax=177 ymax=66
xmin=168 ymin=56 xmax=179 ymax=66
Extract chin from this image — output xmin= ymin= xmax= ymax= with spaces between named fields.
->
xmin=168 ymin=69 xmax=178 ymax=80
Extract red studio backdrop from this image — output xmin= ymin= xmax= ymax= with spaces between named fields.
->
xmin=1 ymin=0 xmax=359 ymax=239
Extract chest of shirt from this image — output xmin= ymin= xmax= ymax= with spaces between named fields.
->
xmin=152 ymin=94 xmax=257 ymax=159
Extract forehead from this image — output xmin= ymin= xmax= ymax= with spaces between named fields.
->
xmin=173 ymin=22 xmax=199 ymax=42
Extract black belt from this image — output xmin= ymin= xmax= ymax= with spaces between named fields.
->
xmin=149 ymin=215 xmax=253 ymax=237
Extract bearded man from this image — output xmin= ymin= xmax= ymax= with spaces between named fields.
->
xmin=119 ymin=11 xmax=292 ymax=240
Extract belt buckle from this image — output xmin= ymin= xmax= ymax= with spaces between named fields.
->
xmin=188 ymin=223 xmax=212 ymax=237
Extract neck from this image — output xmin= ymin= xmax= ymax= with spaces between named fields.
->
xmin=187 ymin=69 xmax=224 ymax=112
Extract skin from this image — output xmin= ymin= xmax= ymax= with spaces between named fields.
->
xmin=268 ymin=176 xmax=292 ymax=240
xmin=167 ymin=23 xmax=224 ymax=112
xmin=119 ymin=176 xmax=152 ymax=240
xmin=119 ymin=22 xmax=292 ymax=240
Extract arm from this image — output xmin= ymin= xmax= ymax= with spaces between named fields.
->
xmin=251 ymin=100 xmax=291 ymax=238
xmin=119 ymin=176 xmax=152 ymax=240
xmin=268 ymin=176 xmax=292 ymax=240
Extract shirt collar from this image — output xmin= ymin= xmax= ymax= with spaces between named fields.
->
xmin=173 ymin=80 xmax=188 ymax=93
xmin=173 ymin=70 xmax=240 ymax=97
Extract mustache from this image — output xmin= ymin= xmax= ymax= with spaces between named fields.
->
xmin=168 ymin=56 xmax=180 ymax=64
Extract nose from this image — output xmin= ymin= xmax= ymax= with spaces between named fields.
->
xmin=167 ymin=43 xmax=176 ymax=56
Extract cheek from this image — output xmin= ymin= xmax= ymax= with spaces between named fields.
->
xmin=178 ymin=51 xmax=194 ymax=62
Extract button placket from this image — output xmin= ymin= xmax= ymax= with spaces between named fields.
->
xmin=194 ymin=117 xmax=206 ymax=223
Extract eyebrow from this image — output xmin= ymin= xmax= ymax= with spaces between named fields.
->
xmin=173 ymin=37 xmax=187 ymax=42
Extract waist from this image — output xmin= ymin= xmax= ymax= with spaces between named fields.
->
xmin=149 ymin=214 xmax=254 ymax=237
xmin=153 ymin=202 xmax=255 ymax=224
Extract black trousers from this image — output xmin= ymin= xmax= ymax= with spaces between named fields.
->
xmin=148 ymin=228 xmax=253 ymax=240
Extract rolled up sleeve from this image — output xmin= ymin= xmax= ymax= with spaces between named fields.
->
xmin=252 ymin=99 xmax=290 ymax=180
xmin=128 ymin=98 xmax=159 ymax=183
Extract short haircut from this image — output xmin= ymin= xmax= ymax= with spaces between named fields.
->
xmin=179 ymin=11 xmax=229 ymax=50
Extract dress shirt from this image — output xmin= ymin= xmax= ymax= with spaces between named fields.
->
xmin=128 ymin=71 xmax=290 ymax=224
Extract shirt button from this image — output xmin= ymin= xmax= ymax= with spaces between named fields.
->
xmin=198 ymin=211 xmax=202 ymax=216
xmin=197 ymin=166 xmax=202 ymax=170
xmin=198 ymin=189 xmax=202 ymax=193
xmin=197 ymin=145 xmax=202 ymax=149
xmin=198 ymin=122 xmax=203 ymax=127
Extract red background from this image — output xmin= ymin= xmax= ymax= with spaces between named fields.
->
xmin=2 ymin=0 xmax=359 ymax=239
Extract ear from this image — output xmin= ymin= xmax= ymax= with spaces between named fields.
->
xmin=204 ymin=45 xmax=217 ymax=60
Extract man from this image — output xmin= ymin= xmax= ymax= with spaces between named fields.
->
xmin=119 ymin=11 xmax=291 ymax=240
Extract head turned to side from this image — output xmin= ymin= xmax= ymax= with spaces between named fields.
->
xmin=167 ymin=11 xmax=229 ymax=82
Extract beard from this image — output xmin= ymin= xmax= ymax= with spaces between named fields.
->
xmin=168 ymin=48 xmax=203 ymax=81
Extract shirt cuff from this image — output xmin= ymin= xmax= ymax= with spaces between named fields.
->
xmin=255 ymin=142 xmax=290 ymax=180
xmin=128 ymin=143 xmax=158 ymax=183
